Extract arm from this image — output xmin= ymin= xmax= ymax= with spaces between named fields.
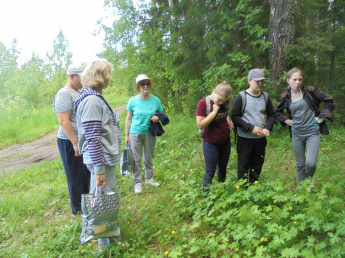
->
xmin=79 ymin=97 xmax=107 ymax=188
xmin=275 ymin=91 xmax=292 ymax=126
xmin=263 ymin=96 xmax=276 ymax=131
xmin=196 ymin=103 xmax=220 ymax=130
xmin=226 ymin=115 xmax=233 ymax=130
xmin=125 ymin=110 xmax=132 ymax=145
xmin=82 ymin=120 xmax=106 ymax=188
xmin=57 ymin=111 xmax=80 ymax=156
xmin=308 ymin=86 xmax=335 ymax=123
xmin=230 ymin=95 xmax=255 ymax=132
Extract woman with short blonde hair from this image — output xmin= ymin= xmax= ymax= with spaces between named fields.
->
xmin=75 ymin=59 xmax=121 ymax=248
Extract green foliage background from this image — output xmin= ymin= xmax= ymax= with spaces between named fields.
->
xmin=1 ymin=111 xmax=344 ymax=257
xmin=0 ymin=0 xmax=345 ymax=256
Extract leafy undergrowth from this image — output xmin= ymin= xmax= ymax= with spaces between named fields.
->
xmin=0 ymin=114 xmax=344 ymax=257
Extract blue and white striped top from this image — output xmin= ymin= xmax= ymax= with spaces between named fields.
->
xmin=75 ymin=88 xmax=121 ymax=174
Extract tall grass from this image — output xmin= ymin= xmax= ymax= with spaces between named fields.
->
xmin=0 ymin=97 xmax=58 ymax=149
xmin=0 ymin=94 xmax=129 ymax=149
xmin=0 ymin=110 xmax=344 ymax=257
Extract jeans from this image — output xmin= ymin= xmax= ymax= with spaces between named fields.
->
xmin=86 ymin=164 xmax=120 ymax=246
xmin=237 ymin=136 xmax=267 ymax=184
xmin=57 ymin=138 xmax=90 ymax=215
xmin=130 ymin=133 xmax=156 ymax=184
xmin=292 ymin=131 xmax=320 ymax=184
xmin=202 ymin=139 xmax=231 ymax=193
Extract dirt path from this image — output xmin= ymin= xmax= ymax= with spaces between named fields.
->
xmin=0 ymin=105 xmax=127 ymax=175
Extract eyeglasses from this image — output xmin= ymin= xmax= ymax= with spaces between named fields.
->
xmin=139 ymin=82 xmax=151 ymax=87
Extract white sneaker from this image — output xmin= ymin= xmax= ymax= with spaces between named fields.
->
xmin=145 ymin=179 xmax=160 ymax=187
xmin=134 ymin=183 xmax=142 ymax=194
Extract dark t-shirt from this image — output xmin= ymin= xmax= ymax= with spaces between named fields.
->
xmin=196 ymin=98 xmax=230 ymax=144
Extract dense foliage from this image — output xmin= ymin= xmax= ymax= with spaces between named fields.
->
xmin=1 ymin=1 xmax=344 ymax=256
xmin=1 ymin=112 xmax=344 ymax=257
xmin=1 ymin=1 xmax=344 ymax=116
xmin=99 ymin=0 xmax=345 ymax=115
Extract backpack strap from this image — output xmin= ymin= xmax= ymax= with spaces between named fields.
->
xmin=262 ymin=91 xmax=269 ymax=112
xmin=205 ymin=95 xmax=211 ymax=115
xmin=240 ymin=91 xmax=268 ymax=115
xmin=240 ymin=91 xmax=246 ymax=116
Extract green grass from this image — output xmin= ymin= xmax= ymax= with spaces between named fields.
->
xmin=0 ymin=103 xmax=58 ymax=149
xmin=0 ymin=95 xmax=129 ymax=149
xmin=1 ymin=112 xmax=344 ymax=257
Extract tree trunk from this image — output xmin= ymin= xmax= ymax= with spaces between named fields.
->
xmin=268 ymin=0 xmax=295 ymax=90
xmin=168 ymin=0 xmax=175 ymax=21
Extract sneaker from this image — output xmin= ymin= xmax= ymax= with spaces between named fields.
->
xmin=109 ymin=237 xmax=121 ymax=245
xmin=134 ymin=183 xmax=142 ymax=194
xmin=145 ymin=179 xmax=160 ymax=187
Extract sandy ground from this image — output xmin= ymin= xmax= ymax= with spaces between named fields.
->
xmin=0 ymin=105 xmax=127 ymax=175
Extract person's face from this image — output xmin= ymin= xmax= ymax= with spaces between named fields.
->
xmin=138 ymin=80 xmax=151 ymax=94
xmin=248 ymin=79 xmax=265 ymax=92
xmin=72 ymin=74 xmax=82 ymax=89
xmin=287 ymin=72 xmax=303 ymax=91
xmin=213 ymin=91 xmax=228 ymax=105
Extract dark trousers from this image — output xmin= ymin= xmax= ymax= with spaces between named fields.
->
xmin=202 ymin=138 xmax=231 ymax=193
xmin=237 ymin=136 xmax=267 ymax=184
xmin=57 ymin=138 xmax=90 ymax=214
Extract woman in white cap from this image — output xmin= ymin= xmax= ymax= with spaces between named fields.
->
xmin=125 ymin=74 xmax=163 ymax=193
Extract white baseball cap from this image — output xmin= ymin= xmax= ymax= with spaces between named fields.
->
xmin=67 ymin=64 xmax=84 ymax=76
xmin=135 ymin=74 xmax=154 ymax=91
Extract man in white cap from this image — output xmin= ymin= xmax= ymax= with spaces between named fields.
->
xmin=231 ymin=68 xmax=276 ymax=187
xmin=53 ymin=64 xmax=90 ymax=215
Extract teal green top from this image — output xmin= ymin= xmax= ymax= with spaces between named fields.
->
xmin=127 ymin=94 xmax=163 ymax=135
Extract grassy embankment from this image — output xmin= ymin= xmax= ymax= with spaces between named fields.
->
xmin=1 ymin=102 xmax=344 ymax=257
xmin=0 ymin=96 xmax=129 ymax=149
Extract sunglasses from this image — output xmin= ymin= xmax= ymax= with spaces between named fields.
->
xmin=139 ymin=82 xmax=151 ymax=87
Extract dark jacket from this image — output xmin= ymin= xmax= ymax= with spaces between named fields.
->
xmin=275 ymin=86 xmax=335 ymax=135
xmin=149 ymin=112 xmax=169 ymax=136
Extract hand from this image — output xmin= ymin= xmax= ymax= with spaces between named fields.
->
xmin=285 ymin=119 xmax=293 ymax=126
xmin=315 ymin=117 xmax=325 ymax=124
xmin=252 ymin=126 xmax=263 ymax=137
xmin=228 ymin=122 xmax=234 ymax=130
xmin=125 ymin=136 xmax=131 ymax=145
xmin=212 ymin=104 xmax=220 ymax=112
xmin=73 ymin=143 xmax=80 ymax=156
xmin=95 ymin=173 xmax=106 ymax=189
xmin=150 ymin=116 xmax=159 ymax=123
xmin=261 ymin=129 xmax=270 ymax=137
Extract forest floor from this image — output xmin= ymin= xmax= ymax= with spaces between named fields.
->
xmin=0 ymin=104 xmax=127 ymax=175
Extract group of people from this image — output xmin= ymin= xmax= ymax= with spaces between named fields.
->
xmin=53 ymin=61 xmax=335 ymax=248
xmin=197 ymin=68 xmax=335 ymax=194
xmin=53 ymin=60 xmax=162 ymax=248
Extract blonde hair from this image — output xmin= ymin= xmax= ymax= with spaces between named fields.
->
xmin=81 ymin=59 xmax=113 ymax=91
xmin=287 ymin=67 xmax=304 ymax=80
xmin=215 ymin=81 xmax=232 ymax=110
